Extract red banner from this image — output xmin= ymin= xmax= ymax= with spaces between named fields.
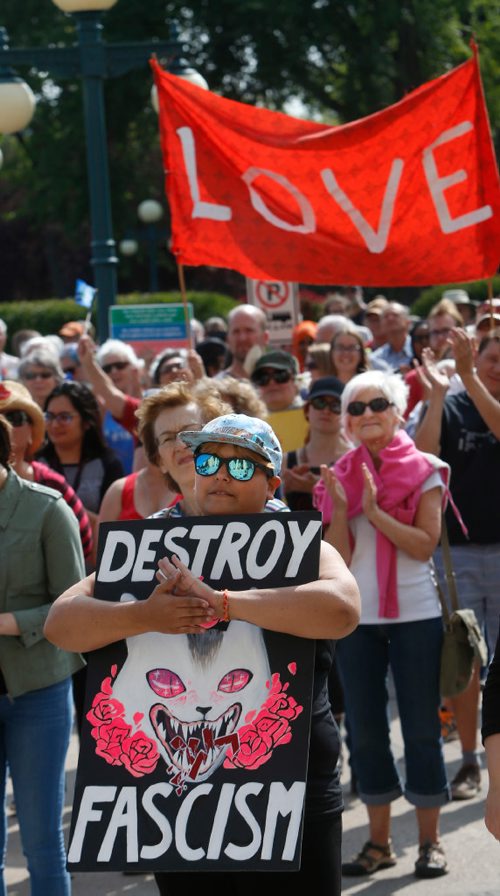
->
xmin=152 ymin=50 xmax=500 ymax=286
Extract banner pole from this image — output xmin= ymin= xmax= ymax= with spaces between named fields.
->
xmin=486 ymin=278 xmax=495 ymax=329
xmin=177 ymin=261 xmax=192 ymax=346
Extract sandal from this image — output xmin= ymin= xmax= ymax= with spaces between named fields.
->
xmin=342 ymin=840 xmax=397 ymax=876
xmin=414 ymin=841 xmax=448 ymax=878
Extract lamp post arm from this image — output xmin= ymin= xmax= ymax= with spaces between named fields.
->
xmin=0 ymin=38 xmax=81 ymax=79
xmin=1 ymin=30 xmax=181 ymax=81
xmin=105 ymin=40 xmax=180 ymax=78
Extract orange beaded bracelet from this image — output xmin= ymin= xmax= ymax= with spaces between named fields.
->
xmin=222 ymin=589 xmax=230 ymax=622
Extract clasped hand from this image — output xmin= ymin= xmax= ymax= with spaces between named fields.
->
xmin=140 ymin=555 xmax=221 ymax=634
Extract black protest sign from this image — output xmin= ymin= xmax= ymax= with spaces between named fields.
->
xmin=68 ymin=511 xmax=321 ymax=873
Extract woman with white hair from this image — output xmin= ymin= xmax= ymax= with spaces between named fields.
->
xmin=95 ymin=339 xmax=143 ymax=399
xmin=18 ymin=347 xmax=64 ymax=408
xmin=313 ymin=370 xmax=452 ymax=880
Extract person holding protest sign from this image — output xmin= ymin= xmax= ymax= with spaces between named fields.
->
xmin=44 ymin=413 xmax=360 ymax=895
xmin=0 ymin=415 xmax=85 ymax=896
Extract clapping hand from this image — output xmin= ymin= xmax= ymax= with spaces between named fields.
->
xmin=418 ymin=347 xmax=452 ymax=398
xmin=319 ymin=465 xmax=348 ymax=513
xmin=361 ymin=463 xmax=379 ymax=520
xmin=449 ymin=328 xmax=475 ymax=380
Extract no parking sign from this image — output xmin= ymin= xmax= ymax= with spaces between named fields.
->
xmin=246 ymin=279 xmax=299 ymax=348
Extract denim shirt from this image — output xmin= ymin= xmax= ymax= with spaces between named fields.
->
xmin=0 ymin=469 xmax=85 ymax=697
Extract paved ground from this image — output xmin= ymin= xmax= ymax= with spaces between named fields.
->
xmin=5 ymin=688 xmax=500 ymax=894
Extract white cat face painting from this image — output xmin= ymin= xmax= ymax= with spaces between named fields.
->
xmin=111 ymin=597 xmax=271 ymax=783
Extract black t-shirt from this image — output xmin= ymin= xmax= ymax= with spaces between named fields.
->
xmin=482 ymin=614 xmax=500 ymax=743
xmin=440 ymin=391 xmax=500 ymax=544
xmin=306 ymin=638 xmax=343 ymax=819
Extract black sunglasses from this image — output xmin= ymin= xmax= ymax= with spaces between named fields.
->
xmin=102 ymin=360 xmax=130 ymax=374
xmin=194 ymin=452 xmax=272 ymax=481
xmin=3 ymin=409 xmax=32 ymax=427
xmin=310 ymin=396 xmax=341 ymax=413
xmin=252 ymin=368 xmax=293 ymax=387
xmin=347 ymin=397 xmax=393 ymax=417
xmin=23 ymin=371 xmax=54 ymax=380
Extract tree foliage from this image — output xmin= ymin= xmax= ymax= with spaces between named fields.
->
xmin=0 ymin=0 xmax=498 ymax=302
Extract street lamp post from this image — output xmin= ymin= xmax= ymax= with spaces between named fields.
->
xmin=0 ymin=2 xmax=201 ymax=341
xmin=119 ymin=199 xmax=167 ymax=293
xmin=137 ymin=199 xmax=164 ymax=293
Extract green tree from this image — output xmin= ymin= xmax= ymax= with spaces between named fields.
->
xmin=0 ymin=0 xmax=497 ymax=301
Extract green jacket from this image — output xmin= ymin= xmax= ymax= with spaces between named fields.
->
xmin=0 ymin=468 xmax=85 ymax=698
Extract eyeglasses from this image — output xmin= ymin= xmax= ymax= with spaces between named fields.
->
xmin=102 ymin=360 xmax=130 ymax=374
xmin=44 ymin=411 xmax=77 ymax=425
xmin=413 ymin=333 xmax=430 ymax=343
xmin=332 ymin=344 xmax=361 ymax=354
xmin=2 ymin=409 xmax=31 ymax=427
xmin=310 ymin=396 xmax=341 ymax=413
xmin=63 ymin=367 xmax=78 ymax=375
xmin=22 ymin=371 xmax=54 ymax=381
xmin=252 ymin=369 xmax=293 ymax=387
xmin=429 ymin=328 xmax=453 ymax=340
xmin=156 ymin=422 xmax=202 ymax=448
xmin=346 ymin=397 xmax=393 ymax=416
xmin=194 ymin=452 xmax=272 ymax=481
xmin=305 ymin=361 xmax=318 ymax=370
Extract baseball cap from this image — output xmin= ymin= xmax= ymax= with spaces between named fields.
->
xmin=180 ymin=413 xmax=283 ymax=476
xmin=0 ymin=380 xmax=46 ymax=452
xmin=251 ymin=350 xmax=298 ymax=380
xmin=306 ymin=376 xmax=345 ymax=402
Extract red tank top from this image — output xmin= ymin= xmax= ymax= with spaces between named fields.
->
xmin=117 ymin=472 xmax=143 ymax=520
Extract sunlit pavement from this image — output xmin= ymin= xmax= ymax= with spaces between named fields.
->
xmin=5 ymin=686 xmax=499 ymax=895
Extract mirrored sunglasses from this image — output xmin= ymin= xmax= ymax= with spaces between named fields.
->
xmin=252 ymin=368 xmax=293 ymax=387
xmin=194 ymin=452 xmax=272 ymax=481
xmin=3 ymin=409 xmax=32 ymax=427
xmin=347 ymin=397 xmax=393 ymax=417
xmin=310 ymin=396 xmax=341 ymax=413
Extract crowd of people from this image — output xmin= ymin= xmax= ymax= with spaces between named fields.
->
xmin=0 ymin=282 xmax=499 ymax=892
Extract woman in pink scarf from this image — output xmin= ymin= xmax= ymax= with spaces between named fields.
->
xmin=313 ymin=370 xmax=450 ymax=881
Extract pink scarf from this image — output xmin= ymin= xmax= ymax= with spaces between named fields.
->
xmin=313 ymin=430 xmax=454 ymax=618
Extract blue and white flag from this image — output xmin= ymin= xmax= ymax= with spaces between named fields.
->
xmin=75 ymin=279 xmax=96 ymax=309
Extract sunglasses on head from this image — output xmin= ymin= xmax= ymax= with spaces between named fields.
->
xmin=2 ymin=409 xmax=31 ymax=427
xmin=102 ymin=360 xmax=130 ymax=374
xmin=23 ymin=371 xmax=53 ymax=380
xmin=44 ymin=411 xmax=76 ymax=425
xmin=347 ymin=397 xmax=393 ymax=417
xmin=310 ymin=396 xmax=341 ymax=413
xmin=252 ymin=368 xmax=292 ymax=387
xmin=194 ymin=452 xmax=273 ymax=482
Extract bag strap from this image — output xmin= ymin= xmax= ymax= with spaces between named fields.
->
xmin=440 ymin=513 xmax=460 ymax=613
xmin=431 ymin=559 xmax=451 ymax=625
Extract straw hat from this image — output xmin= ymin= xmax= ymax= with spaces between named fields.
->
xmin=0 ymin=380 xmax=46 ymax=452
